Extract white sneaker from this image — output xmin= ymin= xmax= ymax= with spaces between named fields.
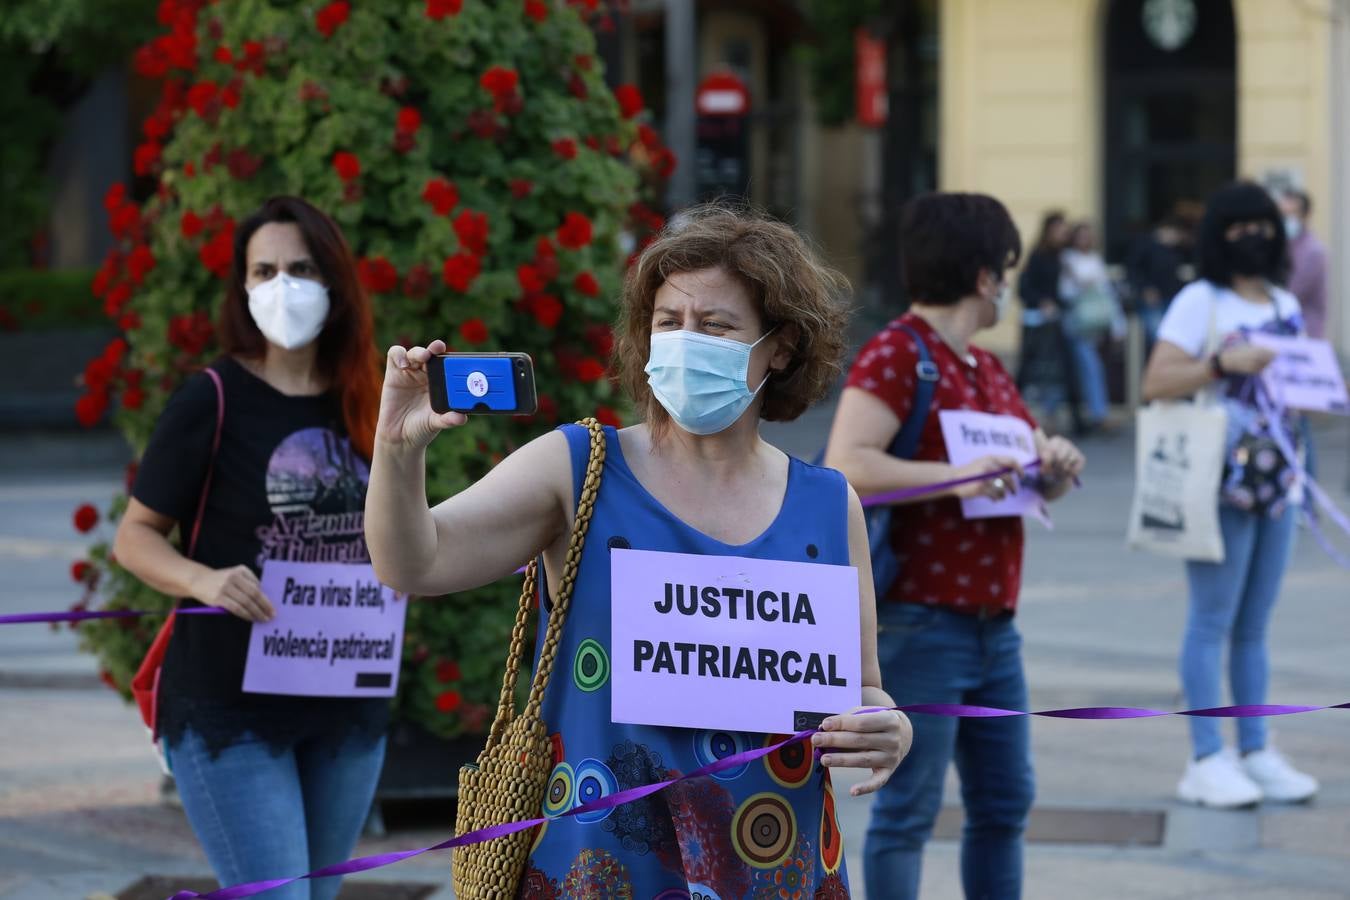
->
xmin=1177 ymin=751 xmax=1263 ymax=808
xmin=1240 ymin=748 xmax=1318 ymax=803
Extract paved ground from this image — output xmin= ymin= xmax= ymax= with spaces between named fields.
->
xmin=2 ymin=410 xmax=1349 ymax=899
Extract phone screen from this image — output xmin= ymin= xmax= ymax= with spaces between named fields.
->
xmin=442 ymin=356 xmax=518 ymax=411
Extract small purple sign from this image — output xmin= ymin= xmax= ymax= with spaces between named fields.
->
xmin=1250 ymin=333 xmax=1349 ymax=414
xmin=610 ymin=549 xmax=862 ymax=733
xmin=242 ymin=561 xmax=406 ymax=697
xmin=938 ymin=410 xmax=1047 ymax=522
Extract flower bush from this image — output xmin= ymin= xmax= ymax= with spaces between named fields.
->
xmin=73 ymin=0 xmax=671 ymax=741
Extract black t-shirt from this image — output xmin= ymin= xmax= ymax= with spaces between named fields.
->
xmin=133 ymin=357 xmax=387 ymax=755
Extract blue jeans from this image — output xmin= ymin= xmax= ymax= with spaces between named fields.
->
xmin=166 ymin=729 xmax=386 ymax=899
xmin=864 ymin=604 xmax=1034 ymax=900
xmin=1068 ymin=335 xmax=1109 ymax=424
xmin=1182 ymin=505 xmax=1296 ymax=759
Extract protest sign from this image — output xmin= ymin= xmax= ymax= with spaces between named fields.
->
xmin=610 ymin=549 xmax=861 ymax=733
xmin=243 ymin=561 xmax=406 ymax=697
xmin=938 ymin=410 xmax=1046 ymax=520
xmin=1249 ymin=334 xmax=1349 ymax=414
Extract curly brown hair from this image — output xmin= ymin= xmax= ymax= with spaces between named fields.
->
xmin=615 ymin=204 xmax=851 ymax=428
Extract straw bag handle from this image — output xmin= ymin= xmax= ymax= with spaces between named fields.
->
xmin=484 ymin=418 xmax=606 ymax=751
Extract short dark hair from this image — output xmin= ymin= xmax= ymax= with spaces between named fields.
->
xmin=899 ymin=192 xmax=1022 ymax=306
xmin=1196 ymin=181 xmax=1289 ymax=286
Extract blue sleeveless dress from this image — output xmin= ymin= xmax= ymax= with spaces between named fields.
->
xmin=518 ymin=424 xmax=854 ymax=900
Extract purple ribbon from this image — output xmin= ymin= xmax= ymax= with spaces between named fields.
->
xmin=0 ymin=606 xmax=228 ymax=626
xmin=859 ymin=459 xmax=1045 ymax=509
xmin=1252 ymin=384 xmax=1350 ymax=569
xmin=163 ymin=700 xmax=1350 ymax=899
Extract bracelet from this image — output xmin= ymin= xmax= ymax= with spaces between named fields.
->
xmin=1209 ymin=353 xmax=1226 ymax=380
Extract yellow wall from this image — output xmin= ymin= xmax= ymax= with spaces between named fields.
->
xmin=938 ymin=0 xmax=1340 ymax=354
xmin=940 ymin=0 xmax=1103 ymax=352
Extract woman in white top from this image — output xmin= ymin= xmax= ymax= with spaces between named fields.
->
xmin=1142 ymin=181 xmax=1317 ymax=809
xmin=1059 ymin=221 xmax=1120 ymax=429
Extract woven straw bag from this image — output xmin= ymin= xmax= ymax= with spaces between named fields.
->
xmin=452 ymin=418 xmax=606 ymax=898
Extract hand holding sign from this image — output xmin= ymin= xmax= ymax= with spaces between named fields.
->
xmin=938 ymin=411 xmax=1045 ymax=520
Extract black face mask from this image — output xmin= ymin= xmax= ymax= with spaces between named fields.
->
xmin=1225 ymin=234 xmax=1275 ymax=277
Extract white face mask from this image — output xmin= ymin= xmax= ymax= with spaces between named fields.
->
xmin=1284 ymin=216 xmax=1302 ymax=240
xmin=247 ymin=273 xmax=330 ymax=350
xmin=992 ymin=281 xmax=1012 ymax=322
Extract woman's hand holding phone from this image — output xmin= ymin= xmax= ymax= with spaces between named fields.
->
xmin=377 ymin=340 xmax=467 ymax=450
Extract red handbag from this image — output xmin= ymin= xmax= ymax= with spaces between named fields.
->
xmin=131 ymin=366 xmax=224 ymax=740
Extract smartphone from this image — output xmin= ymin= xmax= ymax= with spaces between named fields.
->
xmin=428 ymin=352 xmax=538 ymax=415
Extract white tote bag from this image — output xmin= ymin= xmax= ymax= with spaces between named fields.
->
xmin=1127 ymin=287 xmax=1227 ymax=562
xmin=1126 ymin=400 xmax=1228 ymax=562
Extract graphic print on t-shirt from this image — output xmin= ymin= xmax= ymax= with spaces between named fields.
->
xmin=256 ymin=427 xmax=370 ymax=567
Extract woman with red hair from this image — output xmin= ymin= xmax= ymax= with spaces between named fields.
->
xmin=113 ymin=196 xmax=384 ymax=899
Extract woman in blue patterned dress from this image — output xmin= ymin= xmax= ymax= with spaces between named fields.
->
xmin=367 ymin=205 xmax=913 ymax=898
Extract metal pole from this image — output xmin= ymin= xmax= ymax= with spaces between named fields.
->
xmin=663 ymin=0 xmax=697 ymax=209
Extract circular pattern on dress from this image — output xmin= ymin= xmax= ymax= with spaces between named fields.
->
xmin=692 ymin=730 xmax=751 ymax=781
xmin=573 ymin=757 xmax=619 ymax=824
xmin=819 ymin=778 xmax=843 ymax=873
xmin=764 ymin=734 xmax=814 ymax=789
xmin=731 ymin=792 xmax=797 ymax=869
xmin=542 ymin=761 xmax=574 ymax=818
xmin=573 ymin=638 xmax=610 ymax=692
xmin=652 ymin=890 xmax=692 ymax=900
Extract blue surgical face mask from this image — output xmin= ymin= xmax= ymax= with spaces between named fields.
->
xmin=644 ymin=328 xmax=776 ymax=435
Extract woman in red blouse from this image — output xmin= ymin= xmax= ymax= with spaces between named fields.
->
xmin=825 ymin=192 xmax=1085 ymax=900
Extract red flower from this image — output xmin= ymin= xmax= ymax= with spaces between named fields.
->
xmin=134 ymin=141 xmax=162 ymax=176
xmin=73 ymin=504 xmax=99 ymax=533
xmin=119 ymin=312 xmax=142 ymax=332
xmin=509 ymin=179 xmax=534 ymax=199
xmin=614 ymin=83 xmax=644 ymax=119
xmin=184 ymin=161 xmax=196 ymax=177
xmin=575 ymin=357 xmax=607 ymax=382
xmin=104 ymin=284 xmax=133 ymax=317
xmin=221 ymin=81 xmax=241 ymax=109
xmin=421 ymin=178 xmax=458 ymax=215
xmin=226 ymin=147 xmax=261 ymax=180
xmin=315 ymin=1 xmax=351 ymax=37
xmin=453 ymin=209 xmax=490 ymax=255
xmin=214 ymin=45 xmax=233 ymax=64
xmin=595 ymin=405 xmax=622 ymax=428
xmin=127 ymin=246 xmax=156 ymax=285
xmin=574 ymin=54 xmax=594 ymax=70
xmin=426 ymin=0 xmax=463 ymax=19
xmin=133 ymin=43 xmax=170 ymax=79
xmin=535 ymin=236 xmax=557 ymax=258
xmin=441 ymin=253 xmax=481 ymax=293
xmin=403 ymin=264 xmax=432 ymax=298
xmin=528 ymin=294 xmax=563 ymax=329
xmin=240 ymin=40 xmax=265 ymax=73
xmin=103 ymin=184 xmax=126 ymax=213
xmin=517 ymin=263 xmax=547 ymax=294
xmin=459 ymin=318 xmax=489 ymax=345
xmin=479 ymin=66 xmax=519 ymax=99
xmin=654 ymin=147 xmax=677 ymax=179
xmin=637 ymin=123 xmax=662 ymax=150
xmin=199 ymin=225 xmax=234 ymax=278
xmin=525 ymin=0 xmax=548 ymax=21
xmin=568 ymin=73 xmax=587 ymax=99
xmin=557 ymin=211 xmax=593 ymax=250
xmin=122 ymin=387 xmax=145 ymax=410
xmin=71 ymin=561 xmax=92 ymax=583
xmin=551 ymin=138 xmax=577 ymax=160
xmin=299 ymin=80 xmax=328 ymax=103
xmin=110 ymin=204 xmax=140 ymax=240
xmin=358 ymin=257 xmax=399 ymax=294
xmin=435 ymin=690 xmax=462 ymax=713
xmin=397 ymin=106 xmax=422 ymax=135
xmin=168 ymin=311 xmax=214 ymax=355
xmin=573 ymin=272 xmax=600 ymax=297
xmin=187 ymin=81 xmax=219 ymax=117
xmin=585 ymin=323 xmax=613 ymax=357
xmin=332 ymin=151 xmax=361 ymax=181
xmin=75 ymin=392 xmax=108 ymax=428
xmin=436 ymin=659 xmax=461 ymax=683
xmin=143 ymin=111 xmax=172 ymax=141
xmin=584 ymin=135 xmax=600 ymax=151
